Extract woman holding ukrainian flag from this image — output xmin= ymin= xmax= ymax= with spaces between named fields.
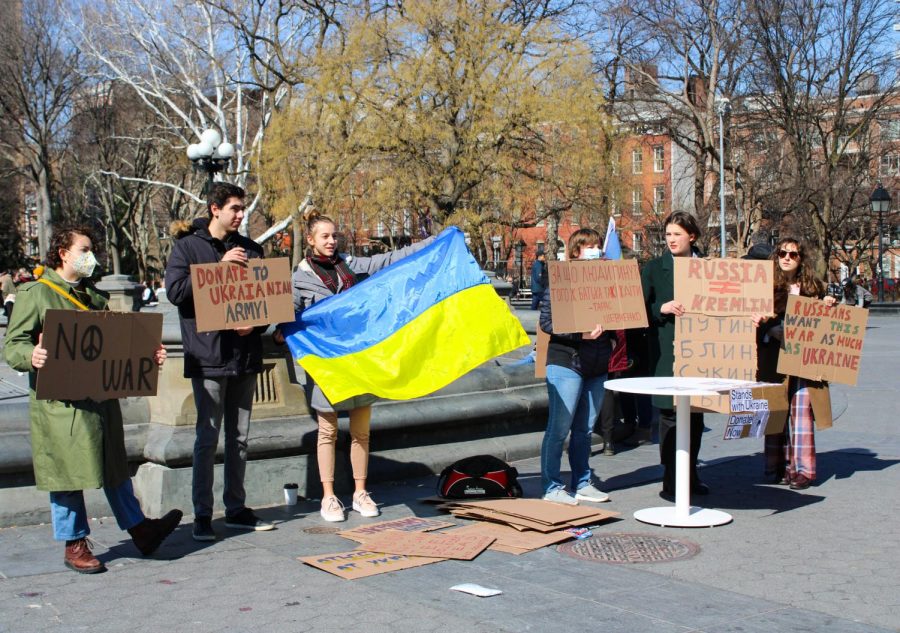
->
xmin=278 ymin=208 xmax=435 ymax=522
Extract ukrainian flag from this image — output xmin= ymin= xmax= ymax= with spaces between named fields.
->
xmin=282 ymin=227 xmax=530 ymax=404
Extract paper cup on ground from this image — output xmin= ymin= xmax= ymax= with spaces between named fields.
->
xmin=284 ymin=483 xmax=299 ymax=506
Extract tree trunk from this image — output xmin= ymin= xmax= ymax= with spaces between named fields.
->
xmin=546 ymin=211 xmax=560 ymax=260
xmin=36 ymin=164 xmax=53 ymax=260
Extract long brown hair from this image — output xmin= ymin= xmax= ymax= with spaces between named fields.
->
xmin=772 ymin=237 xmax=825 ymax=313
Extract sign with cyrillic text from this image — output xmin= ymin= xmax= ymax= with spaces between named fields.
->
xmin=547 ymin=259 xmax=648 ymax=333
xmin=36 ymin=310 xmax=162 ymax=400
xmin=674 ymin=314 xmax=756 ymax=413
xmin=777 ymin=295 xmax=867 ymax=385
xmin=675 ymin=258 xmax=773 ymax=316
xmin=190 ymin=257 xmax=294 ymax=332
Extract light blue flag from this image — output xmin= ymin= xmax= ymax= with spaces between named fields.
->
xmin=603 ymin=216 xmax=622 ymax=260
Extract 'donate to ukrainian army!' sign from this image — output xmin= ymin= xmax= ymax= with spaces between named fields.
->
xmin=36 ymin=310 xmax=163 ymax=400
xmin=190 ymin=257 xmax=294 ymax=332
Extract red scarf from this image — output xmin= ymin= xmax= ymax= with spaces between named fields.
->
xmin=307 ymin=253 xmax=357 ymax=294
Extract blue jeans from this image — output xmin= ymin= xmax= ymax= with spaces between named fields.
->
xmin=50 ymin=479 xmax=145 ymax=541
xmin=541 ymin=365 xmax=607 ymax=495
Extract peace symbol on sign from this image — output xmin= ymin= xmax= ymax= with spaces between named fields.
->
xmin=80 ymin=325 xmax=104 ymax=361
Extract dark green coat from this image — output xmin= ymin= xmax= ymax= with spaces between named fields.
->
xmin=3 ymin=269 xmax=129 ymax=491
xmin=641 ymin=251 xmax=677 ymax=409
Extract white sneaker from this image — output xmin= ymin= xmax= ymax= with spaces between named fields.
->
xmin=352 ymin=491 xmax=381 ymax=518
xmin=320 ymin=496 xmax=346 ymax=522
xmin=575 ymin=484 xmax=610 ymax=503
xmin=542 ymin=488 xmax=578 ymax=505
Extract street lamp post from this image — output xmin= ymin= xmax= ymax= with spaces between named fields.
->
xmin=186 ymin=129 xmax=234 ymax=194
xmin=716 ymin=98 xmax=731 ymax=258
xmin=870 ymin=183 xmax=891 ymax=303
xmin=514 ymin=240 xmax=525 ymax=291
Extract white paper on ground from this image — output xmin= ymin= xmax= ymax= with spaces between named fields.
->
xmin=450 ymin=583 xmax=503 ymax=598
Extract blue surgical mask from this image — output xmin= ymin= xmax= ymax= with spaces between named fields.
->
xmin=581 ymin=247 xmax=601 ymax=260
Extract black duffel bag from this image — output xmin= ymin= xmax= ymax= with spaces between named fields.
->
xmin=437 ymin=455 xmax=523 ymax=499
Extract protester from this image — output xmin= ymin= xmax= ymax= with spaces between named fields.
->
xmin=3 ymin=225 xmax=180 ymax=574
xmin=641 ymin=211 xmax=709 ymax=498
xmin=1 ymin=270 xmax=15 ymax=319
xmin=276 ymin=207 xmax=434 ymax=522
xmin=165 ymin=182 xmax=274 ymax=541
xmin=840 ymin=277 xmax=872 ymax=308
xmin=538 ymin=228 xmax=612 ymax=505
xmin=141 ymin=280 xmax=158 ymax=306
xmin=530 ymin=251 xmax=548 ymax=310
xmin=753 ymin=237 xmax=835 ymax=490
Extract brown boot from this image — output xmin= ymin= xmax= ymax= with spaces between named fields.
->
xmin=64 ymin=538 xmax=106 ymax=574
xmin=128 ymin=509 xmax=183 ymax=555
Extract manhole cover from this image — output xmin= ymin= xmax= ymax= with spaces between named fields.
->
xmin=303 ymin=526 xmax=342 ymax=535
xmin=557 ymin=533 xmax=700 ymax=564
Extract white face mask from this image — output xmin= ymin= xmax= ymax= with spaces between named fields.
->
xmin=580 ymin=247 xmax=601 ymax=260
xmin=68 ymin=250 xmax=98 ymax=279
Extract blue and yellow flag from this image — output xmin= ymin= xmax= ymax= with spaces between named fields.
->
xmin=283 ymin=227 xmax=530 ymax=404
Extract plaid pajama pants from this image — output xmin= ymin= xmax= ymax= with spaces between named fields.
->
xmin=764 ymin=378 xmax=816 ymax=481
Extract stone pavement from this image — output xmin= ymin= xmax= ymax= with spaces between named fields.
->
xmin=0 ymin=316 xmax=898 ymax=633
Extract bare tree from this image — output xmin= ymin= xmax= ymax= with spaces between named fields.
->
xmin=0 ymin=0 xmax=85 ymax=258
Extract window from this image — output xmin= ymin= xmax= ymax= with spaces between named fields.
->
xmin=880 ymin=155 xmax=900 ymax=178
xmin=610 ymin=192 xmax=620 ymax=217
xmin=881 ymin=120 xmax=900 ymax=142
xmin=610 ymin=151 xmax=620 ymax=175
xmin=632 ymin=187 xmax=643 ymax=215
xmin=653 ymin=186 xmax=666 ymax=213
xmin=633 ymin=233 xmax=642 ymax=253
xmin=653 ymin=146 xmax=665 ymax=172
xmin=632 ymin=148 xmax=643 ymax=174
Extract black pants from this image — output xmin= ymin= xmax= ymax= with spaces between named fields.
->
xmin=658 ymin=408 xmax=704 ymax=488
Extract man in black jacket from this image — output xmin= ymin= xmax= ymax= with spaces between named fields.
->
xmin=165 ymin=182 xmax=273 ymax=541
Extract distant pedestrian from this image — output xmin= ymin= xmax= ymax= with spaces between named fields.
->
xmin=530 ymin=252 xmax=548 ymax=310
xmin=753 ymin=237 xmax=835 ymax=490
xmin=3 ymin=224 xmax=180 ymax=574
xmin=1 ymin=270 xmax=15 ymax=319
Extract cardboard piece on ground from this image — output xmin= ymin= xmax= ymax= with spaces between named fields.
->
xmin=353 ymin=529 xmax=495 ymax=560
xmin=674 ymin=258 xmax=774 ymax=316
xmin=534 ymin=328 xmax=549 ymax=379
xmin=777 ymin=296 xmax=868 ymax=385
xmin=673 ymin=313 xmax=757 ymax=413
xmin=444 ymin=522 xmax=573 ymax=554
xmin=448 ymin=510 xmax=609 ymax=533
xmin=298 ymin=549 xmax=443 ymax=580
xmin=547 ymin=259 xmax=648 ymax=333
xmin=36 ymin=310 xmax=162 ymax=401
xmin=444 ymin=498 xmax=603 ymax=525
xmin=190 ymin=257 xmax=294 ymax=332
xmin=338 ymin=516 xmax=456 ymax=542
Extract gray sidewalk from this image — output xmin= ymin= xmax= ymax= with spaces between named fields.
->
xmin=1 ymin=316 xmax=898 ymax=633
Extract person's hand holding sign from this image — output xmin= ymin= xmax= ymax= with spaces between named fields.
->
xmin=31 ymin=333 xmax=47 ymax=370
xmin=154 ymin=344 xmax=167 ymax=366
xmin=234 ymin=326 xmax=253 ymax=336
xmin=221 ymin=246 xmax=248 ymax=265
xmin=582 ymin=324 xmax=604 ymax=340
xmin=661 ymin=300 xmax=685 ymax=317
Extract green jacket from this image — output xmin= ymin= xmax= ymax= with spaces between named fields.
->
xmin=641 ymin=251 xmax=677 ymax=409
xmin=3 ymin=268 xmax=129 ymax=491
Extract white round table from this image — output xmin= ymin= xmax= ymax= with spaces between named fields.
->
xmin=605 ymin=376 xmax=764 ymax=528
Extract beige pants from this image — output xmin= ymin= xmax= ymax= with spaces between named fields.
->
xmin=316 ymin=406 xmax=371 ymax=483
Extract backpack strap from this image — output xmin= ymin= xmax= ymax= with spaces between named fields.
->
xmin=36 ymin=278 xmax=90 ymax=311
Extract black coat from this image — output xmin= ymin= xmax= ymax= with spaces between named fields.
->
xmin=539 ymin=295 xmax=613 ymax=378
xmin=165 ymin=218 xmax=265 ymax=378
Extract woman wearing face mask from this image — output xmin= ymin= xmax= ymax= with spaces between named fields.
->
xmin=275 ymin=208 xmax=435 ymax=522
xmin=753 ymin=238 xmax=835 ymax=490
xmin=3 ymin=225 xmax=180 ymax=575
xmin=538 ymin=229 xmax=613 ymax=505
xmin=641 ymin=211 xmax=709 ymax=498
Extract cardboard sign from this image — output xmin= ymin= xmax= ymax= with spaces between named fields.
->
xmin=190 ymin=257 xmax=294 ymax=332
xmin=445 ymin=522 xmax=573 ymax=555
xmin=298 ymin=550 xmax=442 ymax=580
xmin=675 ymin=258 xmax=773 ymax=316
xmin=674 ymin=314 xmax=756 ymax=412
xmin=36 ymin=310 xmax=162 ymax=401
xmin=777 ymin=296 xmax=868 ymax=385
xmin=353 ymin=529 xmax=495 ymax=560
xmin=338 ymin=517 xmax=455 ymax=543
xmin=534 ymin=328 xmax=549 ymax=379
xmin=547 ymin=259 xmax=648 ymax=333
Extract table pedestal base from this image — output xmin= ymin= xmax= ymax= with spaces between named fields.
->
xmin=634 ymin=506 xmax=732 ymax=528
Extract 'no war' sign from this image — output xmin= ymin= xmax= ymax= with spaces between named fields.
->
xmin=36 ymin=310 xmax=163 ymax=401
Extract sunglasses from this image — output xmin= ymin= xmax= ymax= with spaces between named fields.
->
xmin=777 ymin=249 xmax=800 ymax=261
